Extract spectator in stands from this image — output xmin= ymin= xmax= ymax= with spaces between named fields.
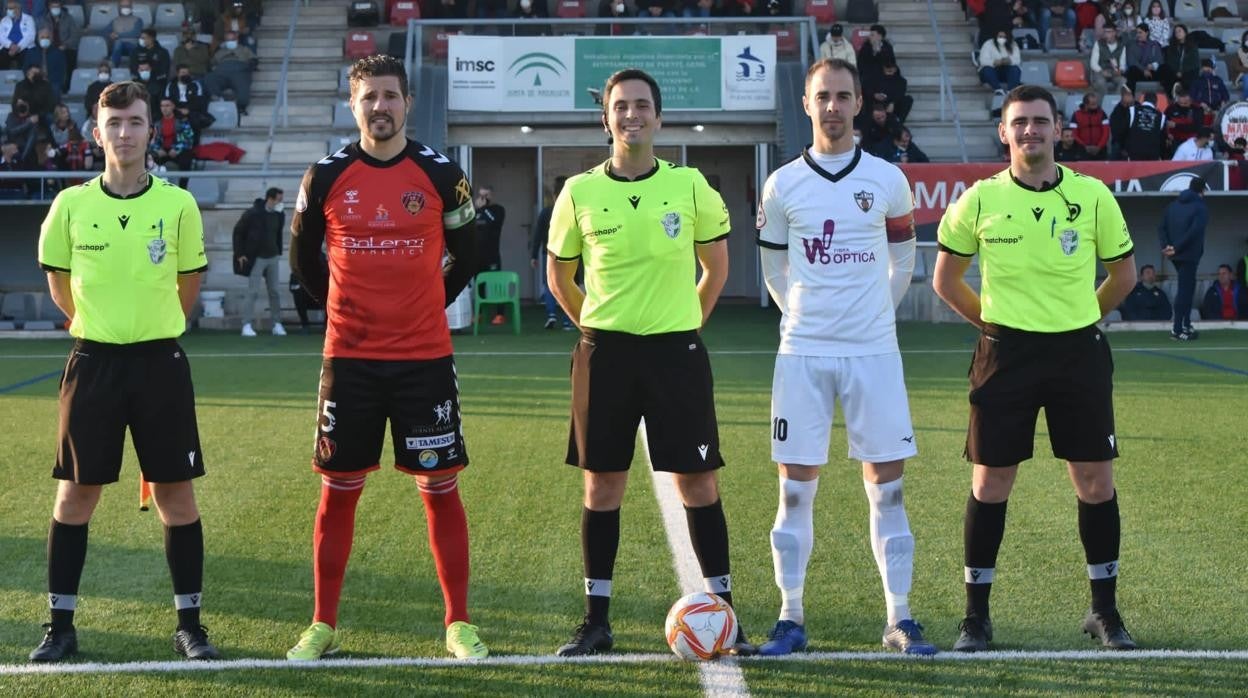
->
xmin=1118 ymin=263 xmax=1171 ymax=320
xmin=978 ymin=30 xmax=1022 ymax=95
xmin=820 ymin=23 xmax=857 ymax=64
xmin=1091 ymin=0 xmax=1115 ymax=43
xmin=107 ymin=0 xmax=144 ymax=70
xmin=1124 ymin=23 xmax=1161 ymax=91
xmin=1201 ymin=264 xmax=1248 ymax=319
xmin=1070 ymin=91 xmax=1110 ymax=158
xmin=1229 ymin=30 xmax=1248 ymax=99
xmin=978 ymin=0 xmax=1013 ymax=49
xmin=1142 ymin=0 xmax=1169 ymax=47
xmin=0 ymin=0 xmax=36 ymax=70
xmin=759 ymin=0 xmax=793 ymax=23
xmin=1010 ymin=0 xmax=1036 ymax=33
xmin=1036 ymin=0 xmax=1077 ymax=49
xmin=48 ymin=102 xmax=73 ymax=147
xmin=724 ymin=0 xmax=757 ymax=16
xmin=150 ymin=96 xmax=193 ymax=179
xmin=1073 ymin=0 xmax=1099 ymax=42
xmin=513 ymin=0 xmax=550 ymax=36
xmin=83 ymin=60 xmax=111 ymax=116
xmin=1225 ymin=137 xmax=1247 ymax=190
xmin=163 ymin=63 xmax=211 ymax=137
xmin=133 ymin=59 xmax=162 ymax=118
xmin=214 ymin=1 xmax=255 ymax=52
xmin=236 ymin=0 xmax=265 ymax=29
xmin=0 ymin=140 xmax=27 ymax=198
xmin=1189 ymin=58 xmax=1230 ymax=113
xmin=174 ymin=28 xmax=211 ymax=79
xmin=1172 ymin=125 xmax=1215 ymax=160
xmin=1113 ymin=0 xmax=1136 ymax=36
xmin=23 ymin=28 xmax=66 ymax=102
xmin=596 ymin=0 xmax=637 ymax=36
xmin=33 ymin=136 xmax=59 ymax=197
xmin=1123 ymin=90 xmax=1165 ymax=159
xmin=204 ymin=30 xmax=255 ymax=118
xmin=875 ymin=126 xmax=929 ymax=163
xmin=1164 ymin=87 xmax=1202 ymax=156
xmin=1090 ymin=24 xmax=1126 ymax=93
xmin=681 ymin=0 xmax=718 ymax=17
xmin=39 ymin=2 xmax=80 ymax=88
xmin=477 ymin=0 xmax=509 ymax=19
xmin=1159 ymin=175 xmax=1207 ymax=339
xmin=425 ymin=0 xmax=469 ymax=20
xmin=637 ymin=0 xmax=677 ymax=35
xmin=183 ymin=0 xmax=219 ymax=35
xmin=858 ymin=24 xmax=895 ymax=95
xmin=1055 ymin=126 xmax=1085 ymax=160
xmin=873 ymin=61 xmax=912 ymax=123
xmin=4 ymin=99 xmax=37 ymax=162
xmin=858 ymin=100 xmax=900 ymax=152
xmin=80 ymin=102 xmax=102 ymax=167
xmin=57 ymin=125 xmax=93 ymax=182
xmin=1108 ymin=84 xmax=1133 ymax=158
xmin=14 ymin=63 xmax=55 ymax=123
xmin=133 ymin=29 xmax=171 ymax=88
xmin=1160 ymin=23 xmax=1198 ymax=96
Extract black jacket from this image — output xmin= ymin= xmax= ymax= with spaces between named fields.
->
xmin=1119 ymin=282 xmax=1172 ymax=321
xmin=1201 ymin=281 xmax=1248 ymax=319
xmin=232 ymin=198 xmax=284 ymax=275
xmin=1157 ymin=189 xmax=1207 ymax=263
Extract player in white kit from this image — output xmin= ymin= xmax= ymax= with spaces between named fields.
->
xmin=755 ymin=58 xmax=935 ymax=656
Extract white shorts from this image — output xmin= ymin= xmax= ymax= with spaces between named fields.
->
xmin=770 ymin=353 xmax=917 ymax=466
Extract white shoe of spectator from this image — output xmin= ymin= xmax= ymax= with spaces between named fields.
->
xmin=272 ymin=323 xmax=287 ymax=337
xmin=241 ymin=323 xmax=257 ymax=337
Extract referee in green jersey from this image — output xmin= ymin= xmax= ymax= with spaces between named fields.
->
xmin=546 ymin=68 xmax=753 ymax=657
xmin=32 ymin=81 xmax=217 ymax=662
xmin=933 ymin=85 xmax=1139 ymax=652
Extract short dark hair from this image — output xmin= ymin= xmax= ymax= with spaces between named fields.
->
xmin=804 ymin=58 xmax=861 ymax=97
xmin=869 ymin=24 xmax=886 ymax=37
xmin=348 ymin=54 xmax=409 ymax=99
xmin=266 ymin=187 xmax=283 ymax=200
xmin=175 ymin=63 xmax=190 ymax=72
xmin=603 ymin=68 xmax=661 ymax=116
xmin=1196 ymin=126 xmax=1214 ymax=138
xmin=1218 ymin=263 xmax=1233 ymax=273
xmin=141 ymin=28 xmax=156 ymax=39
xmin=1140 ymin=264 xmax=1155 ymax=273
xmin=1001 ymin=84 xmax=1058 ymax=121
xmin=98 ymin=81 xmax=151 ymax=125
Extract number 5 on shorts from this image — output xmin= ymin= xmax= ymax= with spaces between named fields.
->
xmin=321 ymin=400 xmax=338 ymax=433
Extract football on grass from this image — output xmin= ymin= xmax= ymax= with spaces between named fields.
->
xmin=664 ymin=592 xmax=737 ymax=661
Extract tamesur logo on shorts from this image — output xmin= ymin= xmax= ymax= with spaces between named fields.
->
xmin=406 ymin=432 xmax=456 ymax=450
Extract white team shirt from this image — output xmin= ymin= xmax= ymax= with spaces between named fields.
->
xmin=756 ymin=146 xmax=914 ymax=357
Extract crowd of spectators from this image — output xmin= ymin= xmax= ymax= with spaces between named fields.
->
xmin=0 ymin=1 xmax=261 ymax=199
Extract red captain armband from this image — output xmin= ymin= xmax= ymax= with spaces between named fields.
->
xmin=885 ymin=213 xmax=916 ymax=243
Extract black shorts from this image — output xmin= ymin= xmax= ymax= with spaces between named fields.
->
xmin=314 ymin=356 xmax=468 ymax=478
xmin=966 ymin=323 xmax=1119 ymax=467
xmin=566 ymin=329 xmax=723 ymax=473
xmin=54 ymin=339 xmax=205 ymax=485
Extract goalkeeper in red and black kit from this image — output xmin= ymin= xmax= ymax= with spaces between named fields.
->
xmin=286 ymin=54 xmax=486 ymax=660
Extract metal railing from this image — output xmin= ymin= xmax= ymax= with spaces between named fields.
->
xmin=0 ymin=170 xmax=308 ymax=204
xmin=260 ymin=0 xmax=304 ymax=179
xmin=925 ymin=0 xmax=969 ymax=162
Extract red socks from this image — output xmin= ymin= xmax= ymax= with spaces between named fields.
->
xmin=312 ymin=475 xmax=365 ymax=629
xmin=419 ymin=475 xmax=470 ymax=626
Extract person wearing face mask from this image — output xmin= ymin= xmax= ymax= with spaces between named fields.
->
xmin=173 ymin=29 xmax=211 ymax=78
xmin=48 ymin=102 xmax=74 ymax=148
xmin=37 ymin=1 xmax=80 ymax=86
xmin=203 ymin=31 xmax=255 ymax=119
xmin=131 ymin=59 xmax=162 ymax=119
xmin=233 ymin=188 xmax=287 ymax=336
xmin=820 ymin=23 xmax=858 ymax=65
xmin=183 ymin=0 xmax=219 ymax=35
xmin=212 ymin=1 xmax=254 ymax=53
xmin=0 ymin=1 xmax=37 ymax=70
xmin=83 ymin=61 xmax=112 ymax=116
xmin=22 ymin=27 xmax=66 ymax=101
xmin=513 ymin=0 xmax=549 ymax=36
xmin=596 ymin=0 xmax=636 ymax=36
xmin=978 ymin=31 xmax=1022 ymax=95
xmin=131 ymin=29 xmax=171 ymax=89
xmin=1114 ymin=0 xmax=1136 ymax=34
xmin=162 ymin=64 xmax=211 ymax=137
xmin=14 ymin=63 xmax=56 ymax=123
xmin=107 ymin=0 xmax=145 ymax=70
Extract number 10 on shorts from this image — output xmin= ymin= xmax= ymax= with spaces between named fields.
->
xmin=772 ymin=417 xmax=788 ymax=442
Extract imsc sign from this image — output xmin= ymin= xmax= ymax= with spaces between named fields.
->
xmin=455 ymin=59 xmax=495 ymax=71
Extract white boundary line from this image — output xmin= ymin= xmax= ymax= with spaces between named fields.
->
xmin=2 ymin=346 xmax=1247 ymax=361
xmin=642 ymin=420 xmax=752 ymax=698
xmin=2 ymin=649 xmax=1246 ymax=676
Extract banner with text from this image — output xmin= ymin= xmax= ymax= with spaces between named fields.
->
xmin=899 ymin=161 xmax=1227 ymax=241
xmin=448 ymin=35 xmax=775 ymax=111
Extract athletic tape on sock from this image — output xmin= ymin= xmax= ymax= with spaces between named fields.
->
xmin=964 ymin=566 xmax=995 ymax=584
xmin=174 ymin=593 xmax=202 ymax=610
xmin=584 ymin=578 xmax=612 ymax=597
xmin=704 ymin=574 xmax=731 ymax=594
xmin=1088 ymin=560 xmax=1119 ymax=580
xmin=48 ymin=593 xmax=76 ymax=610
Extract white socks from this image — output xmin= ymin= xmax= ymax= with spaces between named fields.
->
xmin=770 ymin=475 xmax=818 ymax=624
xmin=864 ymin=477 xmax=915 ymax=626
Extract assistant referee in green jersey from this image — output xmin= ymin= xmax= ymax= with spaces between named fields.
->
xmin=933 ymin=85 xmax=1138 ymax=653
xmin=32 ymin=81 xmax=217 ymax=662
xmin=546 ymin=68 xmax=753 ymax=657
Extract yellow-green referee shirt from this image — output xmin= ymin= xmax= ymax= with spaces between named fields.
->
xmin=37 ymin=175 xmax=207 ymax=344
xmin=937 ymin=166 xmax=1134 ymax=332
xmin=547 ymin=159 xmax=730 ymax=335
